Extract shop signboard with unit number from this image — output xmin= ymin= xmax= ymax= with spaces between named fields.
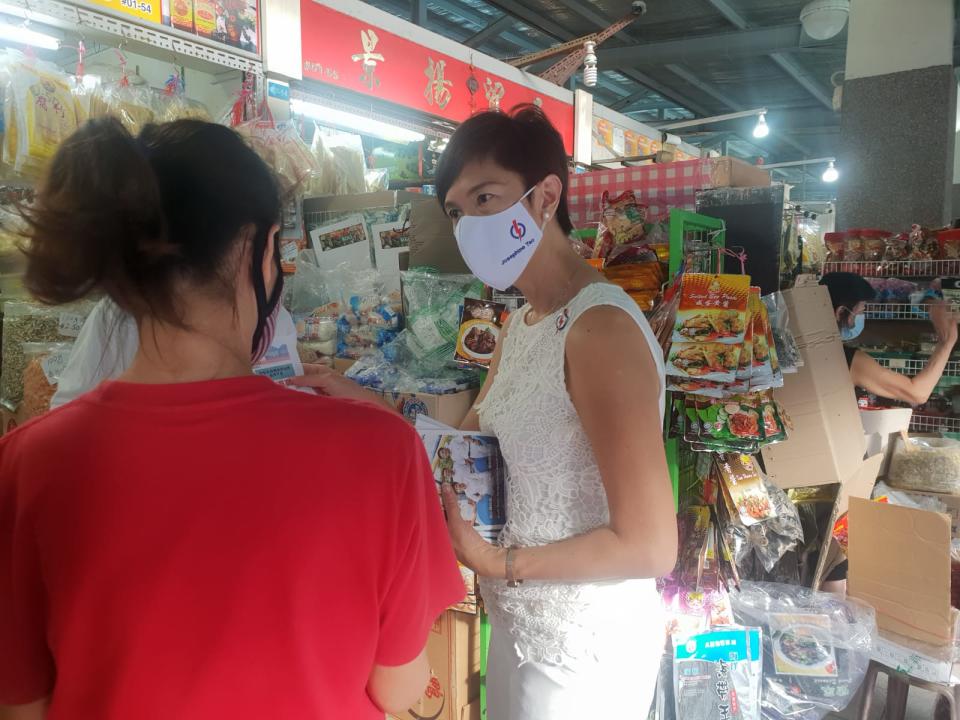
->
xmin=299 ymin=0 xmax=575 ymax=152
xmin=89 ymin=0 xmax=163 ymax=24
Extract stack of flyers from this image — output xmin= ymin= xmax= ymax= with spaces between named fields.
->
xmin=415 ymin=416 xmax=507 ymax=543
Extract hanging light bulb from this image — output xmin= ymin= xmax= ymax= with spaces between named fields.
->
xmin=753 ymin=112 xmax=769 ymax=139
xmin=582 ymin=41 xmax=598 ymax=88
xmin=822 ymin=160 xmax=839 ymax=183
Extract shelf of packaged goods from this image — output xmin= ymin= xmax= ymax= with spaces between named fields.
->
xmin=1 ymin=0 xmax=262 ymax=75
xmin=910 ymin=414 xmax=960 ymax=434
xmin=822 ymin=259 xmax=960 ymax=278
xmin=872 ymin=356 xmax=960 ymax=377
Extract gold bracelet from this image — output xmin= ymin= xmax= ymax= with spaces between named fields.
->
xmin=506 ymin=547 xmax=523 ymax=588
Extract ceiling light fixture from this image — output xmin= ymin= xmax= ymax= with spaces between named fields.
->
xmin=0 ymin=19 xmax=59 ymax=50
xmin=290 ymin=99 xmax=426 ymax=144
xmin=800 ymin=0 xmax=850 ymax=41
xmin=582 ymin=41 xmax=598 ymax=88
xmin=752 ymin=112 xmax=769 ymax=139
xmin=821 ymin=160 xmax=839 ymax=183
xmin=761 ymin=156 xmax=839 ymax=183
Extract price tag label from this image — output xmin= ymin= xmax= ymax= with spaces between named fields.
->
xmin=58 ymin=313 xmax=86 ymax=338
xmin=40 ymin=348 xmax=71 ymax=385
xmin=888 ymin=358 xmax=907 ymax=369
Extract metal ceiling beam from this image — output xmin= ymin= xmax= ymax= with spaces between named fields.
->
xmin=699 ymin=0 xmax=835 ymax=110
xmin=768 ymin=52 xmax=834 ymax=109
xmin=481 ymin=0 xmax=572 ymax=40
xmin=663 ymin=63 xmax=816 ymax=158
xmin=411 ymin=0 xmax=427 ymax=26
xmin=597 ymin=24 xmax=805 ymax=66
xmin=464 ymin=13 xmax=513 ymax=47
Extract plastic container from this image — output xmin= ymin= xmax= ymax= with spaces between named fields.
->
xmin=859 ymin=229 xmax=892 ymax=262
xmin=939 ymin=228 xmax=960 ymax=260
xmin=824 ymin=231 xmax=845 ymax=263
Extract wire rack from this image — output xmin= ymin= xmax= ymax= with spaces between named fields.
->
xmin=873 ymin=356 xmax=960 ymax=377
xmin=822 ymin=259 xmax=960 ymax=277
xmin=864 ymin=303 xmax=931 ymax=320
xmin=910 ymin=414 xmax=960 ymax=433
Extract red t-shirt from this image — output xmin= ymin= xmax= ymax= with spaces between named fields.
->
xmin=0 ymin=376 xmax=464 ymax=719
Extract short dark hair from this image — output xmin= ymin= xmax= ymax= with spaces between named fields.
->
xmin=436 ymin=105 xmax=573 ymax=235
xmin=22 ymin=118 xmax=280 ymax=325
xmin=819 ymin=272 xmax=876 ymax=310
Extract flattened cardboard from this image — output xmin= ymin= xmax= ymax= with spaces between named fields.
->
xmin=900 ymin=489 xmax=960 ymax=538
xmin=848 ymin=498 xmax=954 ymax=646
xmin=761 ymin=285 xmax=866 ymax=489
xmin=408 ymin=197 xmax=471 ymax=273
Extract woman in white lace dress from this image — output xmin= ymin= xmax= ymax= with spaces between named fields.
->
xmin=297 ymin=106 xmax=678 ymax=719
xmin=436 ymin=106 xmax=678 ymax=719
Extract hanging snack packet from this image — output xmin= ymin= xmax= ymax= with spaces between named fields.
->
xmin=697 ymin=398 xmax=764 ymax=450
xmin=717 ymin=453 xmax=776 ymax=526
xmin=668 ymin=342 xmax=741 ymax=383
xmin=455 ymin=298 xmax=506 ymax=369
xmin=674 ymin=627 xmax=763 ymax=720
xmin=673 ymin=274 xmax=751 ymax=345
xmin=748 ymin=291 xmax=775 ymax=388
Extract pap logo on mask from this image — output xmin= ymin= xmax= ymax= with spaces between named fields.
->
xmin=510 ymin=219 xmax=526 ymax=241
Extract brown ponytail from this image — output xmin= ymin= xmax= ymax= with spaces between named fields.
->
xmin=21 ymin=117 xmax=281 ymax=325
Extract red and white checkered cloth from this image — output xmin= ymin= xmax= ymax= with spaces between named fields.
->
xmin=567 ymin=159 xmax=720 ymax=228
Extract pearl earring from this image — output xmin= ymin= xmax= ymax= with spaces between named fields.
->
xmin=543 ymin=213 xmax=551 ymax=221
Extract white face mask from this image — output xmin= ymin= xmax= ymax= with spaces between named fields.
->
xmin=453 ymin=186 xmax=545 ymax=291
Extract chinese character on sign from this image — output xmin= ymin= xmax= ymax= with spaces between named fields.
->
xmin=424 ymin=57 xmax=452 ymax=109
xmin=485 ymin=77 xmax=505 ymax=110
xmin=351 ymin=29 xmax=384 ymax=90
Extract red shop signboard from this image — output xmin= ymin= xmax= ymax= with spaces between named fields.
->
xmin=299 ymin=0 xmax=574 ymax=151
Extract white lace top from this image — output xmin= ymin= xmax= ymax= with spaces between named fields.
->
xmin=477 ymin=282 xmax=666 ymax=668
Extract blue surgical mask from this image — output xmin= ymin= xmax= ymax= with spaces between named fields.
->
xmin=840 ymin=311 xmax=865 ymax=341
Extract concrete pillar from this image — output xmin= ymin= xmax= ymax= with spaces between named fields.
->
xmin=837 ymin=0 xmax=956 ymax=230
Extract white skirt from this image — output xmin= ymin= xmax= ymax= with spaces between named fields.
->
xmin=485 ymin=611 xmax=664 ymax=720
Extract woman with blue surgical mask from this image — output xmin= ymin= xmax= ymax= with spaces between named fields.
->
xmin=820 ymin=272 xmax=958 ymax=405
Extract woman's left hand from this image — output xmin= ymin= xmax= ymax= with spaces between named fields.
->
xmin=440 ymin=484 xmax=505 ymax=578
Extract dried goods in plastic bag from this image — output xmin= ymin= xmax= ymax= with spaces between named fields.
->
xmin=673 ymin=627 xmax=763 ymax=720
xmin=887 ymin=435 xmax=960 ymax=494
xmin=1 ymin=301 xmax=92 ymax=411
xmin=730 ymin=581 xmax=876 ymax=720
xmin=308 ymin=127 xmax=366 ymax=196
xmin=20 ymin=341 xmax=72 ymax=420
xmin=89 ymin=81 xmax=156 ymax=136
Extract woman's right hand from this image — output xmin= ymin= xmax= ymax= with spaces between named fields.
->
xmin=930 ymin=301 xmax=959 ymax=346
xmin=286 ymin=363 xmax=373 ymax=403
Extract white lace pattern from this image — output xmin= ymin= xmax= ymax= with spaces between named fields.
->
xmin=477 ymin=282 xmax=666 ymax=669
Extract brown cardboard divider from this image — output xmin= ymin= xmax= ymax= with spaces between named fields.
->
xmin=849 ymin=497 xmax=957 ymax=646
xmin=761 ymin=284 xmax=867 ymax=490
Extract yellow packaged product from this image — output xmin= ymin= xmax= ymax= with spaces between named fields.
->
xmin=9 ymin=57 xmax=81 ymax=177
xmin=89 ymin=82 xmax=156 ymax=135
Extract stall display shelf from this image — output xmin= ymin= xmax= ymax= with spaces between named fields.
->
xmin=822 ymin=259 xmax=960 ymax=278
xmin=872 ymin=356 xmax=960 ymax=377
xmin=665 ymin=209 xmax=726 ymax=510
xmin=910 ymin=414 xmax=960 ymax=434
xmin=864 ymin=303 xmax=931 ymax=321
xmin=0 ymin=0 xmax=262 ymax=74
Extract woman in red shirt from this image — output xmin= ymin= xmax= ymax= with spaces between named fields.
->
xmin=0 ymin=119 xmax=463 ymax=720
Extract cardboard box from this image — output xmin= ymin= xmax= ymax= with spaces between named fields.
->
xmin=388 ymin=611 xmax=481 ymax=720
xmin=567 ymin=156 xmax=771 ymax=226
xmin=761 ymin=285 xmax=867 ymax=490
xmin=899 ymin=489 xmax=960 ymax=538
xmin=371 ymin=388 xmax=478 ymax=427
xmin=859 ymin=407 xmax=913 ymax=472
xmin=408 ymin=197 xmax=470 ymax=274
xmin=849 ymin=498 xmax=958 ymax=647
xmin=333 ymin=357 xmax=356 ymax=375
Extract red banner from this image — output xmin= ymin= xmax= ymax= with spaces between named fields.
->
xmin=299 ymin=1 xmax=574 ymax=151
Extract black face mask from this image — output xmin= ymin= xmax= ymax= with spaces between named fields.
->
xmin=250 ymin=229 xmax=284 ymax=363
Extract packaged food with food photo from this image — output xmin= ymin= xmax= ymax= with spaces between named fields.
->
xmin=672 ymin=273 xmax=751 ymax=345
xmin=667 ymin=341 xmax=742 ymax=383
xmin=454 ymin=298 xmax=507 ymax=369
